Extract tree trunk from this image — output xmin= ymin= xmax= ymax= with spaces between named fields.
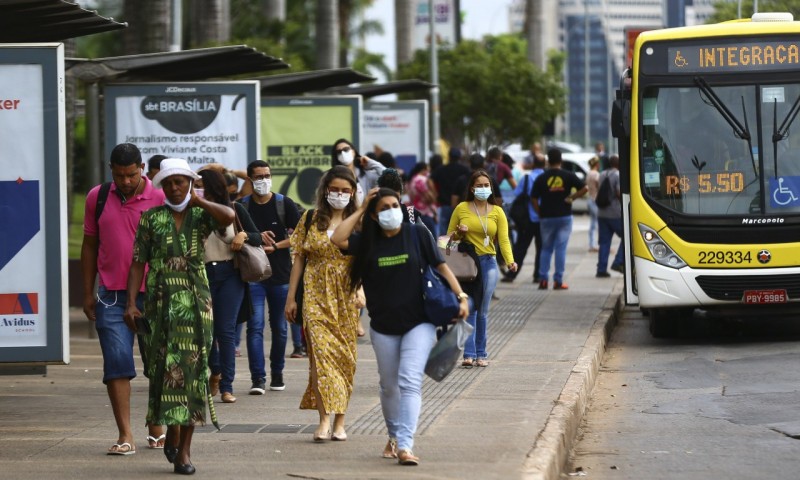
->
xmin=338 ymin=0 xmax=352 ymax=68
xmin=262 ymin=0 xmax=286 ymax=21
xmin=316 ymin=0 xmax=339 ymax=69
xmin=524 ymin=0 xmax=543 ymax=68
xmin=395 ymin=0 xmax=414 ymax=66
xmin=191 ymin=0 xmax=231 ymax=47
xmin=123 ymin=0 xmax=171 ymax=54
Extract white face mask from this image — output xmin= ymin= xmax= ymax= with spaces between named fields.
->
xmin=253 ymin=178 xmax=271 ymax=196
xmin=474 ymin=187 xmax=492 ymax=201
xmin=327 ymin=192 xmax=351 ymax=210
xmin=377 ymin=207 xmax=403 ymax=231
xmin=165 ymin=181 xmax=192 ymax=212
xmin=338 ymin=149 xmax=355 ymax=166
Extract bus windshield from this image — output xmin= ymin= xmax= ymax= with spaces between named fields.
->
xmin=640 ymin=81 xmax=800 ymax=216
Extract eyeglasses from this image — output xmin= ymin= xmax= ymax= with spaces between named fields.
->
xmin=251 ymin=174 xmax=271 ymax=181
xmin=334 ymin=146 xmax=352 ymax=155
xmin=328 ymin=187 xmax=353 ymax=197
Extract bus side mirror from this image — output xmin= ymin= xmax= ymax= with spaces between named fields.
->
xmin=611 ymin=98 xmax=630 ymax=138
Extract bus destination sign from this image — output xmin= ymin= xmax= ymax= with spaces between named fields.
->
xmin=668 ymin=42 xmax=800 ymax=73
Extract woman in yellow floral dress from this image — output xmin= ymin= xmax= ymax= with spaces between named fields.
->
xmin=285 ymin=165 xmax=362 ymax=442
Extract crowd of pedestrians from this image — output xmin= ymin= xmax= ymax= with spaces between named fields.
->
xmin=82 ymin=139 xmax=621 ymax=474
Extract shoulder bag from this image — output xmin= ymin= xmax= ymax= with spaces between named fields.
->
xmin=233 ymin=210 xmax=272 ymax=282
xmin=410 ymin=226 xmax=461 ymax=327
xmin=436 ymin=234 xmax=478 ymax=282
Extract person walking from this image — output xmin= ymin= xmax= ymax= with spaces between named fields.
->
xmin=81 ymin=143 xmax=165 ymax=455
xmin=431 ymin=147 xmax=469 ymax=235
xmin=501 ymin=153 xmax=546 ymax=283
xmin=448 ymin=170 xmax=517 ymax=368
xmin=198 ymin=169 xmax=260 ymax=404
xmin=406 ymin=162 xmax=438 ymax=234
xmin=586 ymin=156 xmax=601 ymax=252
xmin=596 ymin=155 xmax=625 ymax=277
xmin=331 ymin=138 xmax=385 ymax=205
xmin=532 ymin=149 xmax=588 ymax=290
xmin=331 ymin=187 xmax=469 ymax=465
xmin=285 ymin=166 xmax=363 ymax=443
xmin=239 ymin=160 xmax=303 ymax=394
xmin=124 ymin=158 xmax=235 ymax=475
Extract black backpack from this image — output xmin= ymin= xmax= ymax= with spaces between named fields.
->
xmin=596 ymin=173 xmax=614 ymax=208
xmin=509 ymin=174 xmax=531 ymax=228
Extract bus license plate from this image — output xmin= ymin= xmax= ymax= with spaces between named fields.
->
xmin=743 ymin=289 xmax=787 ymax=304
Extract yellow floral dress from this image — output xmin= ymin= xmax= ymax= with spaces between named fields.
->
xmin=290 ymin=210 xmax=359 ymax=414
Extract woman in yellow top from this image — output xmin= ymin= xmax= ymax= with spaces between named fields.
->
xmin=285 ymin=166 xmax=363 ymax=442
xmin=448 ymin=169 xmax=517 ymax=367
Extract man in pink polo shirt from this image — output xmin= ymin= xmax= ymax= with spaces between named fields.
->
xmin=81 ymin=143 xmax=166 ymax=455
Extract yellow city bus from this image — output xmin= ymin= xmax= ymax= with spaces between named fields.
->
xmin=611 ymin=13 xmax=800 ymax=336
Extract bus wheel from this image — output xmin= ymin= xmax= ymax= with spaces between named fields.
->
xmin=649 ymin=308 xmax=679 ymax=338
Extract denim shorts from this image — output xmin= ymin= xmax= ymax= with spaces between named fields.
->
xmin=94 ymin=286 xmax=143 ymax=383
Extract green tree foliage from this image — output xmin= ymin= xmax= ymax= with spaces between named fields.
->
xmin=397 ymin=35 xmax=566 ymax=149
xmin=708 ymin=0 xmax=800 ymax=23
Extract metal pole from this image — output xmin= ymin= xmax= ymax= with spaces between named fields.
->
xmin=753 ymin=0 xmax=758 ymax=14
xmin=584 ymin=0 xmax=590 ymax=149
xmin=429 ymin=0 xmax=441 ymax=155
xmin=170 ymin=0 xmax=182 ymax=52
xmin=87 ymin=82 xmax=101 ymax=186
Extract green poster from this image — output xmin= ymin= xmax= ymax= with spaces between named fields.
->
xmin=261 ymin=97 xmax=361 ymax=208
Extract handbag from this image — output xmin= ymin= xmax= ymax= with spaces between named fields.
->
xmin=437 ymin=234 xmax=478 ymax=282
xmin=509 ymin=174 xmax=531 ymax=228
xmin=233 ymin=212 xmax=272 ymax=282
xmin=424 ymin=319 xmax=474 ymax=381
xmin=409 ymin=226 xmax=461 ymax=327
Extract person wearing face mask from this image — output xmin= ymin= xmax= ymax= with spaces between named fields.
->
xmin=236 ymin=160 xmax=303 ymax=395
xmin=331 ymin=138 xmax=386 ymax=205
xmin=285 ymin=166 xmax=364 ymax=443
xmin=448 ymin=170 xmax=517 ymax=368
xmin=331 ymin=187 xmax=468 ymax=465
xmin=124 ymin=158 xmax=235 ymax=475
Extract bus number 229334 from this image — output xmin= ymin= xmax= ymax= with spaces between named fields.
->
xmin=697 ymin=250 xmax=752 ymax=264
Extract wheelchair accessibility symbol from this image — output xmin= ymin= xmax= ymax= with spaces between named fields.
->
xmin=771 ymin=177 xmax=800 ymax=207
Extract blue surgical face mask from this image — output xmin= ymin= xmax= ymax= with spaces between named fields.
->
xmin=474 ymin=187 xmax=492 ymax=201
xmin=377 ymin=207 xmax=403 ymax=230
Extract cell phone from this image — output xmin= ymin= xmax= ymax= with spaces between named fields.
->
xmin=135 ymin=316 xmax=151 ymax=335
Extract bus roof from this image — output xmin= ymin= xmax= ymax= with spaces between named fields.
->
xmin=635 ymin=14 xmax=800 ymax=48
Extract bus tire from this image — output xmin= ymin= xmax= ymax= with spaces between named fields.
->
xmin=649 ymin=308 xmax=678 ymax=338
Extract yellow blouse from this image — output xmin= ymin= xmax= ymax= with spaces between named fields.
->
xmin=447 ymin=201 xmax=514 ymax=263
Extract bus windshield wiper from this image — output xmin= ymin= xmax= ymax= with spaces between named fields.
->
xmin=694 ymin=76 xmax=758 ymax=179
xmin=771 ymin=94 xmax=800 ymax=178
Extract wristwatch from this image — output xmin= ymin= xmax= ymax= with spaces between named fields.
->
xmin=456 ymin=292 xmax=469 ymax=301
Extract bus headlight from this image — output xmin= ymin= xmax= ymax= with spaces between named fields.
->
xmin=638 ymin=224 xmax=687 ymax=269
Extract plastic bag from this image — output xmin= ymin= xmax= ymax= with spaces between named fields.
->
xmin=424 ymin=320 xmax=474 ymax=382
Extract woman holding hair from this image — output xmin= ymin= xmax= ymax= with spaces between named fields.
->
xmin=331 ymin=138 xmax=385 ymax=204
xmin=124 ymin=158 xmax=234 ymax=475
xmin=448 ymin=169 xmax=517 ymax=368
xmin=197 ymin=169 xmax=261 ymax=404
xmin=331 ymin=187 xmax=468 ymax=465
xmin=285 ymin=166 xmax=363 ymax=442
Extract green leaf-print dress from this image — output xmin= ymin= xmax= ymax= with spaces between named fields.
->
xmin=133 ymin=206 xmax=219 ymax=428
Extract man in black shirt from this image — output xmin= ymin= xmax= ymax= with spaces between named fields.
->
xmin=430 ymin=147 xmax=469 ymax=235
xmin=531 ymin=149 xmax=588 ymax=290
xmin=239 ymin=160 xmax=302 ymax=394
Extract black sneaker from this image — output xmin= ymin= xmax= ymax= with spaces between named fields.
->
xmin=270 ymin=373 xmax=285 ymax=391
xmin=611 ymin=264 xmax=625 ymax=274
xmin=290 ymin=346 xmax=306 ymax=358
xmin=596 ymin=271 xmax=611 ymax=278
xmin=500 ymin=276 xmax=515 ymax=283
xmin=249 ymin=378 xmax=266 ymax=395
xmin=538 ymin=280 xmax=548 ymax=290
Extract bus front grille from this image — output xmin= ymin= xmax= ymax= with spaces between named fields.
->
xmin=695 ymin=275 xmax=800 ymax=301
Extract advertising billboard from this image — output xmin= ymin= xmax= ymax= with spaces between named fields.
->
xmin=104 ymin=82 xmax=260 ymax=173
xmin=413 ymin=0 xmax=458 ymax=50
xmin=363 ymin=100 xmax=429 ymax=174
xmin=261 ymin=96 xmax=362 ymax=209
xmin=0 ymin=44 xmax=67 ymax=364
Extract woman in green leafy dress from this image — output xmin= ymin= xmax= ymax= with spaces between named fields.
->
xmin=124 ymin=158 xmax=234 ymax=476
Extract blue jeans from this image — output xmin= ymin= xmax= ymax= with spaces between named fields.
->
xmin=438 ymin=205 xmax=454 ymax=236
xmin=539 ymin=216 xmax=573 ymax=283
xmin=587 ymin=198 xmax=599 ymax=249
xmin=206 ymin=260 xmax=245 ymax=394
xmin=370 ymin=322 xmax=437 ymax=452
xmin=464 ymin=255 xmax=499 ymax=360
xmin=94 ymin=286 xmax=145 ymax=383
xmin=597 ymin=216 xmax=625 ymax=273
xmin=247 ymin=282 xmax=289 ymax=380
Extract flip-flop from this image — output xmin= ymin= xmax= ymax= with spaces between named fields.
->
xmin=146 ymin=434 xmax=166 ymax=449
xmin=107 ymin=442 xmax=136 ymax=456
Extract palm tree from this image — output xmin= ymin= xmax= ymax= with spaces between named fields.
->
xmin=395 ymin=0 xmax=414 ymax=65
xmin=316 ymin=0 xmax=339 ymax=69
xmin=123 ymin=0 xmax=171 ymax=54
xmin=191 ymin=0 xmax=231 ymax=47
xmin=262 ymin=0 xmax=286 ymax=21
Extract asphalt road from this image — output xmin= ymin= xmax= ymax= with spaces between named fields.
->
xmin=566 ymin=306 xmax=800 ymax=479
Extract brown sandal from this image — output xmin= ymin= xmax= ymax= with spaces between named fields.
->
xmin=382 ymin=438 xmax=397 ymax=458
xmin=461 ymin=358 xmax=474 ymax=368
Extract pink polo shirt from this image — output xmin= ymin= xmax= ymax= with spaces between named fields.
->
xmin=83 ymin=176 xmax=165 ymax=291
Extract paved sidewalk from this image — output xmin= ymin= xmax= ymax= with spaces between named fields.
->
xmin=0 ymin=216 xmax=622 ymax=479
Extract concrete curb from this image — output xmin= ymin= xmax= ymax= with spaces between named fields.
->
xmin=521 ymin=281 xmax=624 ymax=480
